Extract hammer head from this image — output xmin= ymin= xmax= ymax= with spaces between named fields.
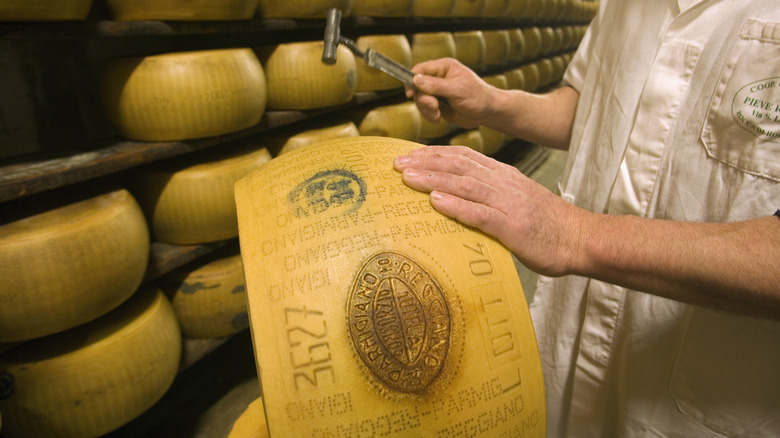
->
xmin=322 ymin=8 xmax=342 ymax=65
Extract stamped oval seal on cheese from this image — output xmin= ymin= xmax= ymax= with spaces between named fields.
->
xmin=348 ymin=251 xmax=452 ymax=394
xmin=287 ymin=169 xmax=367 ymax=218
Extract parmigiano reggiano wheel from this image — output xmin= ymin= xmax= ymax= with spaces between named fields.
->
xmin=234 ymin=136 xmax=545 ymax=438
xmin=413 ymin=0 xmax=456 ymax=17
xmin=453 ymin=30 xmax=486 ymax=70
xmin=553 ymin=27 xmax=565 ymax=52
xmin=418 ymin=108 xmax=455 ymax=139
xmin=0 ymin=286 xmax=181 ymax=438
xmin=535 ymin=58 xmax=554 ymax=88
xmin=0 ymin=0 xmax=91 ymax=21
xmin=411 ymin=32 xmax=456 ymax=66
xmin=0 ymin=188 xmax=149 ymax=343
xmin=505 ymin=0 xmax=527 ymax=17
xmin=352 ymin=101 xmax=422 ymax=141
xmin=451 ymin=0 xmax=485 ymax=16
xmin=351 ymin=0 xmax=414 ymax=17
xmin=519 ymin=62 xmax=540 ymax=91
xmin=102 ymin=48 xmax=266 ymax=142
xmin=480 ymin=74 xmax=508 ymax=155
xmin=158 ymin=247 xmax=248 ymax=339
xmin=507 ymin=28 xmax=525 ymax=63
xmin=258 ymin=41 xmax=356 ymax=110
xmin=355 ymin=35 xmax=412 ymax=92
xmin=482 ymin=0 xmax=508 ymax=16
xmin=524 ymin=0 xmax=543 ymax=17
xmin=450 ymin=129 xmax=484 ymax=154
xmin=104 ymin=0 xmax=259 ymax=20
xmin=256 ymin=0 xmax=353 ymax=18
xmin=550 ymin=55 xmax=565 ymax=83
xmin=228 ymin=397 xmax=269 ymax=438
xmin=521 ymin=27 xmax=543 ymax=60
xmin=538 ymin=26 xmax=555 ymax=56
xmin=131 ymin=146 xmax=272 ymax=245
xmin=482 ymin=30 xmax=511 ymax=67
xmin=275 ymin=120 xmax=360 ymax=156
xmin=505 ymin=67 xmax=526 ymax=90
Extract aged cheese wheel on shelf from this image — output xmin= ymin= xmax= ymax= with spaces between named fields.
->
xmin=453 ymin=30 xmax=486 ymax=70
xmin=0 ymin=188 xmax=149 ymax=343
xmin=505 ymin=67 xmax=526 ymax=90
xmin=0 ymin=286 xmax=181 ymax=438
xmin=228 ymin=397 xmax=269 ymax=438
xmin=482 ymin=0 xmax=508 ymax=17
xmin=158 ymin=247 xmax=248 ymax=339
xmin=351 ymin=0 xmax=414 ymax=17
xmin=451 ymin=0 xmax=485 ymax=16
xmin=102 ymin=48 xmax=266 ymax=142
xmin=131 ymin=145 xmax=272 ymax=245
xmin=276 ymin=120 xmax=360 ymax=156
xmin=0 ymin=0 xmax=91 ymax=20
xmin=507 ymin=28 xmax=525 ymax=63
xmin=550 ymin=55 xmax=566 ymax=83
xmin=482 ymin=30 xmax=511 ymax=67
xmin=258 ymin=41 xmax=356 ymax=110
xmin=535 ymin=58 xmax=555 ymax=88
xmin=103 ymin=0 xmax=259 ymax=20
xmin=521 ymin=27 xmax=543 ymax=60
xmin=480 ymin=74 xmax=509 ymax=155
xmin=553 ymin=27 xmax=565 ymax=53
xmin=538 ymin=27 xmax=555 ymax=56
xmin=352 ymin=101 xmax=422 ymax=141
xmin=418 ymin=109 xmax=455 ymax=139
xmin=413 ymin=0 xmax=456 ymax=17
xmin=355 ymin=35 xmax=412 ymax=92
xmin=524 ymin=0 xmax=543 ymax=17
xmin=411 ymin=32 xmax=456 ymax=66
xmin=256 ymin=0 xmax=353 ymax=18
xmin=234 ymin=136 xmax=545 ymax=438
xmin=450 ymin=129 xmax=484 ymax=154
xmin=505 ymin=0 xmax=528 ymax=17
xmin=519 ymin=62 xmax=541 ymax=91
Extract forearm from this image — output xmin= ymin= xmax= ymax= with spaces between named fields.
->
xmin=575 ymin=212 xmax=780 ymax=319
xmin=481 ymin=85 xmax=579 ymax=150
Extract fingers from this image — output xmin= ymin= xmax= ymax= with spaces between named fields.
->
xmin=428 ymin=191 xmax=510 ymax=238
xmin=395 ymin=146 xmax=516 ymax=179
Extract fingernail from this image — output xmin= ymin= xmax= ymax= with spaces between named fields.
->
xmin=414 ymin=74 xmax=424 ymax=87
xmin=395 ymin=155 xmax=410 ymax=166
xmin=404 ymin=168 xmax=420 ymax=177
xmin=430 ymin=191 xmax=445 ymax=201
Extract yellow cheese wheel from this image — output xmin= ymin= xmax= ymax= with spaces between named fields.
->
xmin=541 ymin=0 xmax=559 ymax=18
xmin=453 ymin=30 xmax=486 ymax=70
xmin=538 ymin=26 xmax=555 ymax=56
xmin=228 ymin=397 xmax=269 ymax=438
xmin=413 ymin=0 xmax=456 ymax=17
xmin=352 ymin=101 xmax=422 ymax=141
xmin=524 ymin=0 xmax=543 ymax=17
xmin=234 ymin=136 xmax=546 ymax=438
xmin=482 ymin=30 xmax=511 ymax=68
xmin=553 ymin=27 xmax=565 ymax=52
xmin=505 ymin=67 xmax=526 ymax=90
xmin=482 ymin=0 xmax=508 ymax=17
xmin=480 ymin=74 xmax=508 ymax=155
xmin=351 ymin=0 xmax=414 ymax=17
xmin=449 ymin=129 xmax=484 ymax=154
xmin=535 ymin=58 xmax=555 ymax=88
xmin=521 ymin=27 xmax=543 ymax=60
xmin=519 ymin=62 xmax=540 ymax=91
xmin=276 ymin=120 xmax=360 ymax=156
xmin=550 ymin=55 xmax=566 ymax=83
xmin=256 ymin=0 xmax=353 ymax=18
xmin=411 ymin=32 xmax=456 ymax=66
xmin=0 ymin=188 xmax=149 ymax=343
xmin=158 ymin=247 xmax=248 ymax=339
xmin=451 ymin=0 xmax=485 ymax=16
xmin=507 ymin=28 xmax=525 ymax=63
xmin=0 ymin=286 xmax=181 ymax=438
xmin=102 ymin=48 xmax=266 ymax=142
xmin=104 ymin=0 xmax=259 ymax=20
xmin=418 ymin=108 xmax=455 ymax=139
xmin=0 ymin=0 xmax=91 ymax=20
xmin=505 ymin=0 xmax=527 ymax=18
xmin=132 ymin=145 xmax=272 ymax=245
xmin=258 ymin=41 xmax=356 ymax=110
xmin=355 ymin=35 xmax=412 ymax=92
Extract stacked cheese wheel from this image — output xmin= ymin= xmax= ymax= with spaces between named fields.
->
xmin=0 ymin=286 xmax=181 ymax=438
xmin=480 ymin=74 xmax=509 ymax=155
xmin=355 ymin=35 xmax=412 ymax=92
xmin=228 ymin=397 xmax=269 ymax=438
xmin=158 ymin=247 xmax=248 ymax=339
xmin=351 ymin=100 xmax=422 ymax=141
xmin=0 ymin=0 xmax=92 ymax=20
xmin=102 ymin=48 xmax=267 ymax=142
xmin=414 ymin=0 xmax=456 ymax=17
xmin=451 ymin=0 xmax=485 ymax=16
xmin=482 ymin=30 xmax=511 ymax=67
xmin=275 ymin=120 xmax=360 ymax=156
xmin=256 ymin=0 xmax=352 ymax=18
xmin=103 ymin=0 xmax=259 ymax=20
xmin=351 ymin=0 xmax=414 ymax=16
xmin=130 ymin=145 xmax=272 ymax=245
xmin=453 ymin=30 xmax=486 ymax=70
xmin=411 ymin=32 xmax=456 ymax=65
xmin=450 ymin=129 xmax=485 ymax=153
xmin=0 ymin=187 xmax=149 ymax=343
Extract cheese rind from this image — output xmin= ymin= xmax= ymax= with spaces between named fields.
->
xmin=351 ymin=0 xmax=414 ymax=17
xmin=411 ymin=32 xmax=457 ymax=66
xmin=0 ymin=0 xmax=92 ymax=20
xmin=355 ymin=35 xmax=412 ymax=92
xmin=228 ymin=397 xmax=270 ymax=438
xmin=104 ymin=0 xmax=259 ymax=20
xmin=257 ymin=0 xmax=353 ymax=18
xmin=352 ymin=101 xmax=422 ymax=141
xmin=275 ymin=121 xmax=360 ymax=156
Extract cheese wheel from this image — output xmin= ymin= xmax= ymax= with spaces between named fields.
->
xmin=482 ymin=0 xmax=508 ymax=17
xmin=132 ymin=146 xmax=272 ymax=245
xmin=535 ymin=58 xmax=554 ymax=88
xmin=234 ymin=136 xmax=546 ymax=438
xmin=0 ymin=286 xmax=181 ymax=438
xmin=480 ymin=74 xmax=508 ymax=155
xmin=451 ymin=0 xmax=485 ymax=17
xmin=104 ymin=0 xmax=259 ymax=20
xmin=0 ymin=188 xmax=149 ymax=343
xmin=276 ymin=120 xmax=360 ymax=156
xmin=519 ymin=63 xmax=540 ymax=91
xmin=0 ymin=0 xmax=91 ymax=20
xmin=521 ymin=27 xmax=543 ymax=60
xmin=450 ymin=129 xmax=484 ymax=154
xmin=228 ymin=397 xmax=269 ymax=438
xmin=453 ymin=31 xmax=486 ymax=70
xmin=507 ymin=28 xmax=525 ymax=63
xmin=413 ymin=0 xmax=456 ymax=17
xmin=102 ymin=48 xmax=266 ymax=142
xmin=550 ymin=55 xmax=566 ymax=83
xmin=256 ymin=0 xmax=352 ymax=18
xmin=505 ymin=67 xmax=526 ymax=90
xmin=411 ymin=32 xmax=456 ymax=66
xmin=524 ymin=0 xmax=543 ymax=17
xmin=355 ymin=35 xmax=412 ymax=92
xmin=259 ymin=41 xmax=356 ymax=110
xmin=538 ymin=27 xmax=555 ymax=56
xmin=553 ymin=27 xmax=565 ymax=53
xmin=482 ymin=30 xmax=511 ymax=68
xmin=352 ymin=101 xmax=422 ymax=141
xmin=505 ymin=0 xmax=527 ymax=18
xmin=158 ymin=248 xmax=248 ymax=339
xmin=351 ymin=0 xmax=414 ymax=17
xmin=418 ymin=108 xmax=455 ymax=139
xmin=541 ymin=0 xmax=559 ymax=18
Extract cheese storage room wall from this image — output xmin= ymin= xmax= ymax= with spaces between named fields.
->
xmin=0 ymin=0 xmax=597 ymax=436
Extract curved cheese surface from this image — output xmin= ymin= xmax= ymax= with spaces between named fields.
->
xmin=104 ymin=0 xmax=259 ymax=20
xmin=228 ymin=397 xmax=270 ymax=438
xmin=355 ymin=35 xmax=412 ymax=92
xmin=257 ymin=0 xmax=352 ymax=18
xmin=0 ymin=0 xmax=92 ymax=21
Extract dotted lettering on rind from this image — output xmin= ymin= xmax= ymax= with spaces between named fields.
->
xmin=287 ymin=169 xmax=367 ymax=218
xmin=0 ymin=371 xmax=14 ymax=400
xmin=347 ymin=251 xmax=452 ymax=394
